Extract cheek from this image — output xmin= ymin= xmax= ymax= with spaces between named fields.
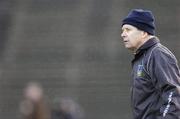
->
xmin=128 ymin=33 xmax=137 ymax=41
xmin=131 ymin=32 xmax=141 ymax=41
xmin=129 ymin=33 xmax=141 ymax=45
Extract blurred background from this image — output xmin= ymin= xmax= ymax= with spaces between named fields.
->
xmin=0 ymin=0 xmax=179 ymax=119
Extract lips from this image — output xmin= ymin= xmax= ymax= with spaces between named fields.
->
xmin=123 ymin=39 xmax=128 ymax=43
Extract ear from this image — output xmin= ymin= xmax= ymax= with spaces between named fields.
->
xmin=141 ymin=31 xmax=148 ymax=38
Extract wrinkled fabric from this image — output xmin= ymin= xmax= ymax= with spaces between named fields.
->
xmin=131 ymin=37 xmax=180 ymax=119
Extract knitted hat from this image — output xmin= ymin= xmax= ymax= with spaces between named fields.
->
xmin=122 ymin=9 xmax=155 ymax=35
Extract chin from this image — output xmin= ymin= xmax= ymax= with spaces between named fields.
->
xmin=125 ymin=45 xmax=131 ymax=49
xmin=126 ymin=46 xmax=134 ymax=51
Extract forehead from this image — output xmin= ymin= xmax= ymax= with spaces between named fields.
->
xmin=122 ymin=24 xmax=137 ymax=30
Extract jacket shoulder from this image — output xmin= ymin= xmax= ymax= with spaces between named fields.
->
xmin=146 ymin=43 xmax=178 ymax=72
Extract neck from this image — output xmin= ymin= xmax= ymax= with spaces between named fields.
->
xmin=133 ymin=35 xmax=155 ymax=54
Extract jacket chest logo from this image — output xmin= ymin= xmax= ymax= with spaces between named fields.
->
xmin=137 ymin=65 xmax=144 ymax=77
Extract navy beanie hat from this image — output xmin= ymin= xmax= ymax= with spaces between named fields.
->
xmin=122 ymin=9 xmax=155 ymax=35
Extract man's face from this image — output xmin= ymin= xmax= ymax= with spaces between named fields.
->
xmin=121 ymin=24 xmax=144 ymax=51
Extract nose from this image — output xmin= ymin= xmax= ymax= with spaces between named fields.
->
xmin=121 ymin=30 xmax=126 ymax=39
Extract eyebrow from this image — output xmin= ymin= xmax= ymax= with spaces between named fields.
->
xmin=122 ymin=27 xmax=130 ymax=31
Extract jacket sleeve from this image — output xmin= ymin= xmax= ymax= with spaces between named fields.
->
xmin=148 ymin=48 xmax=180 ymax=119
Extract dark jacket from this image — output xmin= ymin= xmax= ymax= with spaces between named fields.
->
xmin=131 ymin=37 xmax=180 ymax=119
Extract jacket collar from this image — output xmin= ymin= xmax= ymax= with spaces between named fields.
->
xmin=136 ymin=36 xmax=159 ymax=53
xmin=132 ymin=37 xmax=159 ymax=63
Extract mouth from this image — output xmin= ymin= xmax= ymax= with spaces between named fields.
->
xmin=123 ymin=40 xmax=128 ymax=43
xmin=122 ymin=37 xmax=128 ymax=42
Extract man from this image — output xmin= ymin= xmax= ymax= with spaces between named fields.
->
xmin=20 ymin=82 xmax=84 ymax=119
xmin=20 ymin=82 xmax=51 ymax=119
xmin=121 ymin=9 xmax=180 ymax=119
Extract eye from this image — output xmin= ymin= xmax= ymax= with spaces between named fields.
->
xmin=122 ymin=28 xmax=131 ymax=33
xmin=126 ymin=28 xmax=131 ymax=32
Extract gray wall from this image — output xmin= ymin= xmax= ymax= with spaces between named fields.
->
xmin=0 ymin=0 xmax=179 ymax=119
